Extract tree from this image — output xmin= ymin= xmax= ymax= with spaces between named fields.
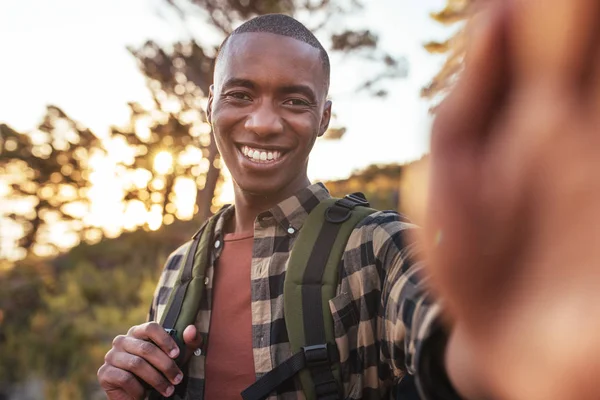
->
xmin=421 ymin=0 xmax=473 ymax=101
xmin=0 ymin=106 xmax=104 ymax=259
xmin=112 ymin=41 xmax=222 ymax=226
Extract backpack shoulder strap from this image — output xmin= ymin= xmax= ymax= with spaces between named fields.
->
xmin=159 ymin=206 xmax=228 ymax=366
xmin=242 ymin=193 xmax=377 ymax=400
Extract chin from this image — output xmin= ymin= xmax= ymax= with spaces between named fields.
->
xmin=232 ymin=175 xmax=284 ymax=196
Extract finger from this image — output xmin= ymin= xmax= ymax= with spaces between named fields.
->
xmin=182 ymin=324 xmax=203 ymax=361
xmin=105 ymin=388 xmax=134 ymax=400
xmin=98 ymin=363 xmax=147 ymax=400
xmin=107 ymin=349 xmax=177 ymax=398
xmin=119 ymin=336 xmax=183 ymax=386
xmin=128 ymin=322 xmax=180 ymax=359
xmin=431 ymin=0 xmax=509 ymax=153
xmin=511 ymin=0 xmax=600 ymax=90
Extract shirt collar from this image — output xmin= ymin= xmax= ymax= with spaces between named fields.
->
xmin=260 ymin=182 xmax=331 ymax=233
xmin=211 ymin=183 xmax=331 ymax=241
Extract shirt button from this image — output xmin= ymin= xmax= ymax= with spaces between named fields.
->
xmin=194 ymin=348 xmax=202 ymax=356
xmin=204 ymin=277 xmax=210 ymax=285
xmin=214 ymin=239 xmax=221 ymax=249
xmin=287 ymin=227 xmax=295 ymax=235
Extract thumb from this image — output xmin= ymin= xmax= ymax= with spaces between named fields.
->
xmin=182 ymin=325 xmax=203 ymax=361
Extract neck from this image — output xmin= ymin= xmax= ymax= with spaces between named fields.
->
xmin=228 ymin=175 xmax=311 ymax=234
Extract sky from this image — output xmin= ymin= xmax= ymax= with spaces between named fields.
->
xmin=0 ymin=0 xmax=453 ymax=181
xmin=0 ymin=0 xmax=456 ymax=258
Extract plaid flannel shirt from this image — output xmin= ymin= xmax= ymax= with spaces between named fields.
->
xmin=148 ymin=183 xmax=444 ymax=400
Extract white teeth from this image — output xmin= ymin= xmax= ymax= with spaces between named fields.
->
xmin=240 ymin=146 xmax=284 ymax=163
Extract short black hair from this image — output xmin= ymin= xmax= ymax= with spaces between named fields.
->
xmin=216 ymin=14 xmax=330 ymax=93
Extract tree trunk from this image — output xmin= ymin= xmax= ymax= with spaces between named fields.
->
xmin=195 ymin=136 xmax=221 ymax=222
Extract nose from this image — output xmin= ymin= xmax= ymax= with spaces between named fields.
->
xmin=245 ymin=101 xmax=284 ymax=137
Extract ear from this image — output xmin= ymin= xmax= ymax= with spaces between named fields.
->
xmin=317 ymin=100 xmax=332 ymax=138
xmin=207 ymin=85 xmax=215 ymax=124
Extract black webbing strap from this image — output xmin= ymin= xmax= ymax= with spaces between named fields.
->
xmin=301 ymin=217 xmax=343 ymax=399
xmin=241 ymin=344 xmax=339 ymax=400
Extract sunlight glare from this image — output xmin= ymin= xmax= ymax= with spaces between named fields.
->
xmin=85 ymin=153 xmax=126 ymax=235
xmin=124 ymin=200 xmax=148 ymax=231
xmin=173 ymin=177 xmax=196 ymax=220
xmin=151 ymin=177 xmax=165 ymax=191
xmin=132 ymin=168 xmax=152 ymax=189
xmin=0 ymin=181 xmax=8 ymax=197
xmin=148 ymin=204 xmax=163 ymax=231
xmin=134 ymin=117 xmax=151 ymax=141
xmin=178 ymin=145 xmax=203 ymax=167
xmin=106 ymin=135 xmax=136 ymax=165
xmin=218 ymin=168 xmax=234 ymax=205
xmin=154 ymin=151 xmax=173 ymax=175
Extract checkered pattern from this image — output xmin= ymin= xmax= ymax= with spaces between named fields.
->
xmin=148 ymin=183 xmax=442 ymax=400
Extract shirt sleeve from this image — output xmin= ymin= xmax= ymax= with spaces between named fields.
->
xmin=371 ymin=212 xmax=461 ymax=399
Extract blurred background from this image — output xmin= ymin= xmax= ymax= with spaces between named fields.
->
xmin=0 ymin=0 xmax=469 ymax=398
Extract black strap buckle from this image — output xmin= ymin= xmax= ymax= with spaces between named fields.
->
xmin=345 ymin=193 xmax=370 ymax=207
xmin=325 ymin=193 xmax=369 ymax=224
xmin=303 ymin=344 xmax=331 ymax=368
xmin=303 ymin=344 xmax=341 ymax=399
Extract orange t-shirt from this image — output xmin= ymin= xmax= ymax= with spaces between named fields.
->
xmin=204 ymin=231 xmax=256 ymax=399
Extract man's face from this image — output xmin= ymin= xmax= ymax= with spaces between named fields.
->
xmin=208 ymin=32 xmax=331 ymax=197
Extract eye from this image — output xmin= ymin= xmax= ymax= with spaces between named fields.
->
xmin=225 ymin=92 xmax=252 ymax=101
xmin=284 ymin=98 xmax=311 ymax=107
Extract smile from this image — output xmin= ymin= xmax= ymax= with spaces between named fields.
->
xmin=240 ymin=145 xmax=285 ymax=164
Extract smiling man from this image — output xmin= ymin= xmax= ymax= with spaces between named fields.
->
xmin=97 ymin=14 xmax=450 ymax=400
xmin=208 ymin=23 xmax=332 ymax=231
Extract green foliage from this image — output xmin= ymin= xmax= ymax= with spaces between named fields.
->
xmin=0 ymin=222 xmax=193 ymax=398
xmin=323 ymin=164 xmax=403 ymax=211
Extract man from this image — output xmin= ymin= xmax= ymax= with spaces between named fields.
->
xmin=99 ymin=1 xmax=600 ymax=399
xmin=98 ymin=13 xmax=450 ymax=400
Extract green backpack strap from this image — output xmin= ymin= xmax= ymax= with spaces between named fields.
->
xmin=148 ymin=206 xmax=228 ymax=400
xmin=242 ymin=193 xmax=376 ymax=400
xmin=159 ymin=206 xmax=227 ymax=365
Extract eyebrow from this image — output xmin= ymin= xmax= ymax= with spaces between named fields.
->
xmin=221 ymin=78 xmax=257 ymax=91
xmin=278 ymin=84 xmax=317 ymax=103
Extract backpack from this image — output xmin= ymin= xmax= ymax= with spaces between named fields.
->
xmin=152 ymin=193 xmax=377 ymax=400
